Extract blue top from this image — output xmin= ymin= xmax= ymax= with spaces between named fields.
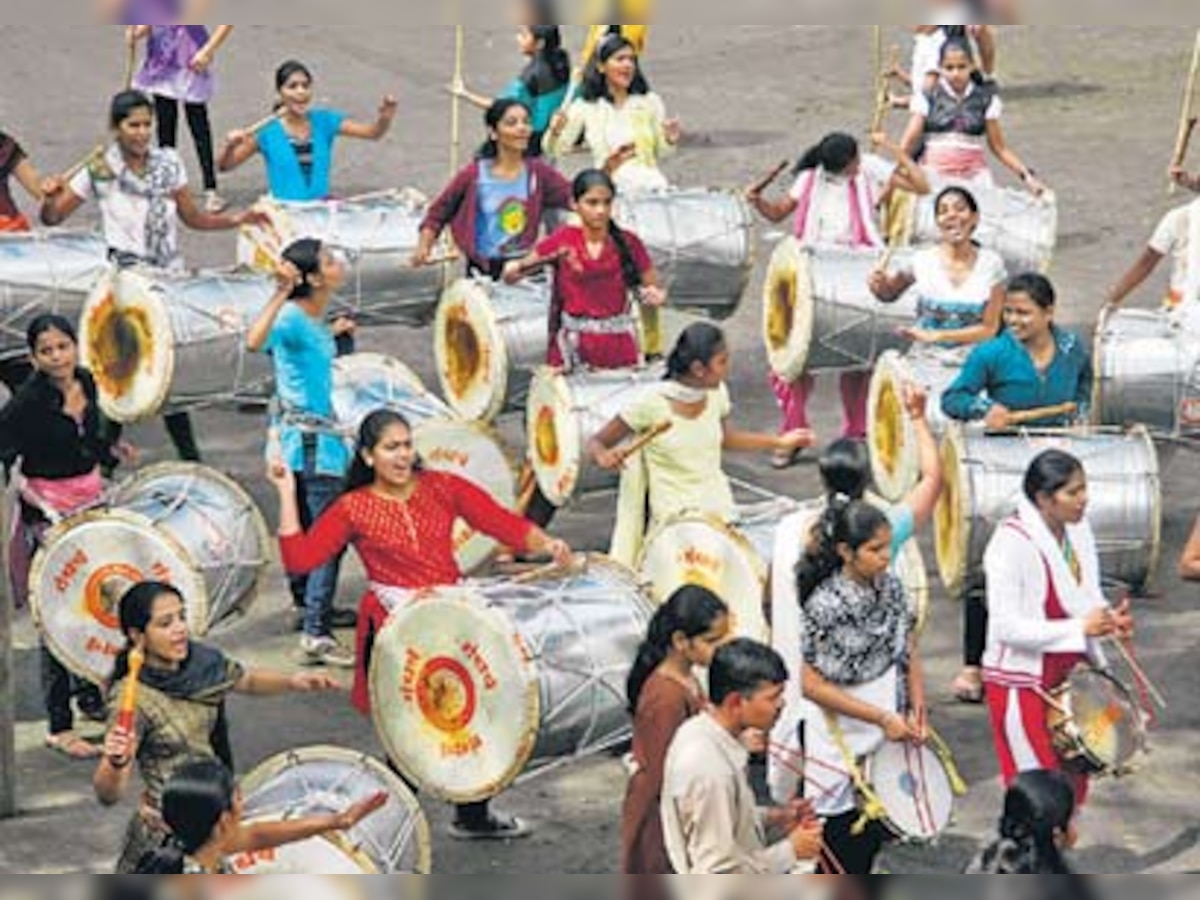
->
xmin=264 ymin=303 xmax=350 ymax=477
xmin=888 ymin=504 xmax=915 ymax=559
xmin=474 ymin=161 xmax=532 ymax=261
xmin=257 ymin=109 xmax=346 ymax=202
xmin=941 ymin=327 xmax=1093 ymax=426
xmin=503 ymin=78 xmax=569 ymax=142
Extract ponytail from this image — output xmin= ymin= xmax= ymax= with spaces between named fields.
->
xmin=134 ymin=759 xmax=236 ymax=874
xmin=796 ymin=499 xmax=890 ymax=604
xmin=794 ymin=132 xmax=859 ymax=177
xmin=970 ymin=770 xmax=1081 ymax=876
xmin=664 ymin=323 xmax=726 ymax=382
xmin=627 ymin=586 xmax=728 ymax=712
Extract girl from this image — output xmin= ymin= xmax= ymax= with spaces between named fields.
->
xmin=586 ymin=323 xmax=815 ymax=567
xmin=135 ymin=759 xmax=386 ymax=874
xmin=128 ymin=25 xmax=234 ymax=213
xmin=95 ymin=581 xmax=343 ymax=872
xmin=983 ymin=450 xmax=1133 ymax=806
xmin=270 ymin=408 xmax=573 ymax=840
xmin=218 ymin=59 xmax=398 ymax=203
xmin=966 ymin=770 xmax=1085 ymax=876
xmin=749 ymin=131 xmax=930 ymax=461
xmin=0 ymin=128 xmax=45 ymax=232
xmin=0 ymin=315 xmax=134 ymax=760
xmin=504 ymin=168 xmax=665 ymax=369
xmin=622 ymin=586 xmax=730 ymax=875
xmin=798 ymin=500 xmax=928 ymax=874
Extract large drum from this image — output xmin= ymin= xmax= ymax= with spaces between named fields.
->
xmin=1094 ymin=307 xmax=1200 ymax=440
xmin=370 ymin=555 xmax=652 ymax=803
xmin=934 ymin=426 xmax=1162 ymax=597
xmin=233 ymin=746 xmax=432 ymax=874
xmin=614 ymin=188 xmax=754 ymax=319
xmin=433 ymin=276 xmax=551 ymax=422
xmin=526 ymin=363 xmax=665 ymax=508
xmin=78 ymin=266 xmax=277 ymax=422
xmin=0 ymin=230 xmax=109 ymax=361
xmin=763 ymin=238 xmax=918 ymax=380
xmin=331 ymin=353 xmax=518 ymax=573
xmin=29 ymin=462 xmax=269 ymax=685
xmin=237 ymin=189 xmax=447 ymax=327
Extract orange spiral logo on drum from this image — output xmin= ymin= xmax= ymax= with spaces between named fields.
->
xmin=416 ymin=657 xmax=478 ymax=735
xmin=83 ymin=563 xmax=145 ymax=629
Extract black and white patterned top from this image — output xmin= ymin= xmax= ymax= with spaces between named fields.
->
xmin=801 ymin=571 xmax=913 ymax=688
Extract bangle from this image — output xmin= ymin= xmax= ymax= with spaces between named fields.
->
xmin=108 ymin=755 xmax=131 ymax=770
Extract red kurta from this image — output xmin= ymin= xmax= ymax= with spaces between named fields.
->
xmin=279 ymin=472 xmax=535 ymax=713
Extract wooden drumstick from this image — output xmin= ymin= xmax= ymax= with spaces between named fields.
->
xmin=515 ymin=463 xmax=538 ymax=516
xmin=1003 ymin=402 xmax=1079 ymax=427
xmin=116 ymin=646 xmax=145 ymax=733
xmin=612 ymin=421 xmax=673 ymax=466
xmin=1105 ymin=636 xmax=1168 ymax=712
xmin=242 ymin=109 xmax=285 ymax=137
xmin=747 ymin=160 xmax=790 ymax=198
xmin=1170 ymin=30 xmax=1200 ymax=194
xmin=124 ymin=38 xmax=138 ymax=91
xmin=60 ymin=144 xmax=106 ymax=185
xmin=510 ymin=554 xmax=583 ymax=585
xmin=510 ymin=247 xmax=572 ymax=278
xmin=409 ymin=249 xmax=461 ymax=270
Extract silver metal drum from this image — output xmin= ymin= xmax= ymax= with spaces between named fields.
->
xmin=934 ymin=426 xmax=1162 ymax=597
xmin=763 ymin=237 xmax=919 ymax=379
xmin=433 ymin=275 xmax=551 ymax=422
xmin=77 ymin=266 xmax=277 ymax=422
xmin=525 ymin=363 xmax=666 ymax=507
xmin=370 ymin=555 xmax=652 ymax=803
xmin=614 ymin=188 xmax=755 ymax=319
xmin=0 ymin=230 xmax=109 ymax=361
xmin=238 ymin=189 xmax=448 ymax=327
xmin=29 ymin=462 xmax=270 ymax=684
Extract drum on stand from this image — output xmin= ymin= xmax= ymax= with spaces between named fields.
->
xmin=370 ymin=555 xmax=653 ymax=803
xmin=233 ymin=746 xmax=432 ymax=874
xmin=78 ymin=266 xmax=277 ymax=423
xmin=433 ymin=276 xmax=550 ymax=422
xmin=763 ymin=238 xmax=918 ymax=381
xmin=238 ymin=190 xmax=448 ymax=327
xmin=934 ymin=425 xmax=1162 ymax=598
xmin=526 ymin=363 xmax=666 ymax=508
xmin=29 ymin=462 xmax=269 ymax=685
xmin=0 ymin=230 xmax=109 ymax=362
xmin=331 ymin=353 xmax=518 ymax=573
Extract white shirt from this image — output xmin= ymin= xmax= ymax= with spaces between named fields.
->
xmin=1149 ymin=199 xmax=1200 ymax=305
xmin=787 ymin=155 xmax=895 ymax=247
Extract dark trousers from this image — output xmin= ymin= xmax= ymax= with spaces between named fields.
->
xmin=41 ymin=643 xmax=104 ymax=735
xmin=818 ymin=811 xmax=887 ymax=875
xmin=964 ymin=586 xmax=989 ymax=668
xmin=154 ymin=94 xmax=218 ymax=191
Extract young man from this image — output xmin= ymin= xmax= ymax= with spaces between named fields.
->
xmin=660 ymin=639 xmax=825 ymax=875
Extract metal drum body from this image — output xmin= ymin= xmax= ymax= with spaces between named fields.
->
xmin=934 ymin=426 xmax=1162 ymax=597
xmin=863 ymin=740 xmax=956 ymax=843
xmin=78 ymin=266 xmax=277 ymax=422
xmin=763 ymin=238 xmax=919 ymax=380
xmin=234 ymin=746 xmax=432 ymax=874
xmin=370 ymin=555 xmax=652 ymax=803
xmin=434 ymin=276 xmax=551 ymax=422
xmin=1047 ymin=666 xmax=1146 ymax=777
xmin=614 ymin=188 xmax=754 ymax=319
xmin=331 ymin=353 xmax=518 ymax=573
xmin=238 ymin=190 xmax=447 ymax=327
xmin=0 ymin=230 xmax=109 ymax=361
xmin=526 ymin=363 xmax=665 ymax=507
xmin=29 ymin=462 xmax=269 ymax=684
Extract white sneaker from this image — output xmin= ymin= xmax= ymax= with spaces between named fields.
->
xmin=299 ymin=634 xmax=355 ymax=669
xmin=204 ymin=190 xmax=228 ymax=214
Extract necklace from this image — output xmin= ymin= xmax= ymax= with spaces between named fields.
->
xmin=1060 ymin=534 xmax=1082 ymax=584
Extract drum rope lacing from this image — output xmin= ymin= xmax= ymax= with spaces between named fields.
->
xmin=0 ymin=233 xmax=84 ymax=356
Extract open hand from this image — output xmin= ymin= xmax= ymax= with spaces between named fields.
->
xmin=337 ymin=791 xmax=389 ymax=830
xmin=290 ymin=672 xmax=345 ymax=693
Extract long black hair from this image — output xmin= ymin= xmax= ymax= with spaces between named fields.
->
xmin=939 ymin=35 xmax=987 ymax=86
xmin=796 ymin=499 xmax=891 ymax=605
xmin=572 ymin=168 xmax=642 ymax=291
xmin=794 ymin=132 xmax=859 ymax=177
xmin=581 ymin=34 xmax=651 ymax=102
xmin=478 ymin=97 xmax=534 ymax=159
xmin=626 ymin=586 xmax=727 ymax=713
xmin=110 ymin=581 xmax=185 ymax=687
xmin=970 ymin=771 xmax=1083 ymax=876
xmin=521 ymin=26 xmax=571 ymax=95
xmin=664 ymin=323 xmax=726 ymax=382
xmin=275 ymin=59 xmax=314 ymax=92
xmin=281 ymin=237 xmax=325 ymax=300
xmin=135 ymin=759 xmax=236 ymax=873
xmin=1008 ymin=271 xmax=1057 ymax=310
xmin=26 ymin=313 xmax=78 ymax=351
xmin=344 ymin=409 xmax=424 ymax=494
xmin=818 ymin=439 xmax=872 ymax=502
xmin=110 ymin=90 xmax=154 ymax=129
xmin=1023 ymin=450 xmax=1084 ymax=506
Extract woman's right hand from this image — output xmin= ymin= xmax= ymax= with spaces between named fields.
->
xmin=867 ymin=268 xmax=892 ymax=300
xmin=223 ymin=129 xmax=253 ymax=152
xmin=103 ymin=725 xmax=136 ymax=767
xmin=274 ymin=260 xmax=302 ymax=295
xmin=984 ymin=404 xmax=1012 ymax=431
xmin=880 ymin=711 xmax=916 ymax=743
xmin=41 ymin=176 xmax=67 ymax=198
xmin=267 ymin=459 xmax=295 ymax=495
xmin=901 ymin=382 xmax=929 ymax=422
xmin=1083 ymin=607 xmax=1117 ymax=638
xmin=549 ymin=111 xmax=568 ymax=138
xmin=409 ymin=245 xmax=432 ymax=268
xmin=591 ymin=445 xmax=626 ymax=472
xmin=500 ymin=260 xmax=524 ymax=286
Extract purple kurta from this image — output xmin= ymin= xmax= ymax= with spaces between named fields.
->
xmin=133 ymin=26 xmax=215 ymax=104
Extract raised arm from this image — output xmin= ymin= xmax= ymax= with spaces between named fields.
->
xmin=268 ymin=465 xmax=356 ymax=576
xmin=231 ymin=793 xmax=387 ymax=854
xmin=245 ymin=272 xmax=294 ymax=352
xmin=900 ymin=384 xmax=943 ymax=531
xmin=339 ymin=95 xmax=399 ymax=141
xmin=985 ymin=119 xmax=1048 ymax=195
xmin=39 ymin=175 xmax=87 ymax=227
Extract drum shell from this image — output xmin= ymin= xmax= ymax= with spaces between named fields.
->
xmin=862 ymin=739 xmax=955 ymax=841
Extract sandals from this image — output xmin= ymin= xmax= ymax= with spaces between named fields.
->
xmin=952 ymin=670 xmax=985 ymax=705
xmin=45 ymin=732 xmax=101 ymax=760
xmin=449 ymin=812 xmax=532 ymax=842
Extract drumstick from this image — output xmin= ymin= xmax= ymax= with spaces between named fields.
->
xmin=510 ymin=553 xmax=583 ymax=585
xmin=611 ymin=421 xmax=673 ymax=466
xmin=409 ymin=249 xmax=461 ymax=270
xmin=1169 ymin=30 xmax=1200 ymax=193
xmin=59 ymin=144 xmax=106 ymax=185
xmin=123 ymin=38 xmax=138 ymax=91
xmin=515 ymin=463 xmax=538 ymax=516
xmin=747 ymin=160 xmax=790 ymax=198
xmin=1105 ymin=636 xmax=1168 ymax=711
xmin=510 ymin=247 xmax=571 ymax=278
xmin=242 ymin=109 xmax=285 ymax=137
xmin=1004 ymin=402 xmax=1079 ymax=427
xmin=116 ymin=646 xmax=145 ymax=734
xmin=450 ymin=26 xmax=466 ymax=177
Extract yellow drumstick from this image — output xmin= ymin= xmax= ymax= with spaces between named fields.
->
xmin=612 ymin=420 xmax=673 ymax=466
xmin=242 ymin=109 xmax=285 ymax=136
xmin=1003 ymin=402 xmax=1079 ymax=428
xmin=60 ymin=144 xmax=106 ymax=185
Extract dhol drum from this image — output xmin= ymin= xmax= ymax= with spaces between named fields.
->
xmin=78 ymin=266 xmax=277 ymax=422
xmin=863 ymin=739 xmax=959 ymax=843
xmin=934 ymin=426 xmax=1162 ymax=597
xmin=526 ymin=363 xmax=666 ymax=508
xmin=238 ymin=189 xmax=448 ymax=327
xmin=0 ymin=230 xmax=109 ymax=361
xmin=763 ymin=237 xmax=919 ymax=380
xmin=331 ymin=353 xmax=518 ymax=573
xmin=613 ymin=188 xmax=755 ymax=319
xmin=370 ymin=555 xmax=652 ymax=803
xmin=233 ymin=746 xmax=432 ymax=874
xmin=433 ymin=276 xmax=551 ymax=422
xmin=1094 ymin=307 xmax=1200 ymax=440
xmin=29 ymin=462 xmax=269 ymax=685
xmin=1047 ymin=665 xmax=1147 ymax=777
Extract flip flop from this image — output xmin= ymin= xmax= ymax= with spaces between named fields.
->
xmin=951 ymin=674 xmax=985 ymax=705
xmin=45 ymin=732 xmax=101 ymax=760
xmin=448 ymin=814 xmax=532 ymax=842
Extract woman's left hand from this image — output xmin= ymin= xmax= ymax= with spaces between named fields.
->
xmin=114 ymin=441 xmax=139 ymax=468
xmin=189 ymin=48 xmax=215 ymax=73
xmin=664 ymin=118 xmax=683 ymax=145
xmin=290 ymin=672 xmax=345 ymax=693
xmin=331 ymin=316 xmax=357 ymax=338
xmin=234 ymin=208 xmax=272 ymax=229
xmin=898 ymin=325 xmax=937 ymax=344
xmin=638 ymin=285 xmax=667 ymax=308
xmin=776 ymin=429 xmax=816 ymax=454
xmin=1023 ymin=173 xmax=1049 ymax=198
xmin=544 ymin=538 xmax=574 ymax=568
xmin=907 ymin=704 xmax=930 ymax=744
xmin=379 ymin=95 xmax=400 ymax=121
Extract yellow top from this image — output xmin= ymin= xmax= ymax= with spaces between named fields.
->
xmin=580 ymin=22 xmax=650 ymax=67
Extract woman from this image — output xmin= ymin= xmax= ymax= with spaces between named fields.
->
xmin=0 ymin=127 xmax=45 ymax=232
xmin=586 ymin=323 xmax=815 ymax=567
xmin=0 ymin=315 xmax=134 ymax=760
xmin=900 ymin=37 xmax=1047 ymax=195
xmin=246 ymin=239 xmax=358 ymax=668
xmin=128 ymin=25 xmax=234 ymax=213
xmin=545 ymin=34 xmax=681 ymax=195
xmin=270 ymin=408 xmax=573 ymax=839
xmin=749 ymin=131 xmax=930 ymax=461
xmin=798 ymin=500 xmax=928 ymax=874
xmin=982 ymin=450 xmax=1134 ymax=806
xmin=966 ymin=770 xmax=1085 ymax=876
xmin=622 ymin=586 xmax=730 ymax=876
xmin=218 ymin=59 xmax=397 ymax=202
xmin=95 ymin=581 xmax=343 ymax=872
xmin=414 ymin=98 xmax=573 ymax=279
xmin=135 ymin=759 xmax=386 ymax=874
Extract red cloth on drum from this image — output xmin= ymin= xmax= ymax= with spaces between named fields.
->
xmin=278 ymin=472 xmax=535 ymax=713
xmin=0 ymin=213 xmax=30 ymax=232
xmin=537 ymin=225 xmax=651 ymax=369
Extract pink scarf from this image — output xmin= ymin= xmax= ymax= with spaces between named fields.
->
xmin=792 ymin=167 xmax=882 ymax=248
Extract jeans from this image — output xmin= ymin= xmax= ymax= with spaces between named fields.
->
xmin=290 ymin=444 xmax=345 ymax=639
xmin=41 ymin=642 xmax=104 ymax=735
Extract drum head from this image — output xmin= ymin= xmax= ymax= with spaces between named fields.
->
xmin=434 ymin=279 xmax=508 ymax=422
xmin=332 ymin=352 xmax=452 ymax=431
xmin=866 ymin=740 xmax=955 ymax=841
xmin=1057 ymin=668 xmax=1145 ymax=773
xmin=527 ymin=367 xmax=581 ymax=508
xmin=370 ymin=592 xmax=541 ymax=803
xmin=28 ymin=509 xmax=207 ymax=685
xmin=868 ymin=351 xmax=918 ymax=503
xmin=762 ymin=237 xmax=814 ymax=381
xmin=933 ymin=427 xmax=970 ymax=597
xmin=894 ymin=538 xmax=930 ymax=639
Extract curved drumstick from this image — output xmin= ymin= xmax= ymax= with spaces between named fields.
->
xmin=59 ymin=144 xmax=106 ymax=185
xmin=747 ymin=160 xmax=790 ymax=198
xmin=612 ymin=421 xmax=673 ymax=466
xmin=1004 ymin=402 xmax=1079 ymax=428
xmin=116 ymin=646 xmax=145 ymax=734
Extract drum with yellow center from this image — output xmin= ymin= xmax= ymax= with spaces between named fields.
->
xmin=369 ymin=555 xmax=652 ymax=803
xmin=29 ymin=462 xmax=269 ymax=685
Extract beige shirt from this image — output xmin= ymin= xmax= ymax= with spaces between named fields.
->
xmin=661 ymin=713 xmax=798 ymax=874
xmin=1149 ymin=199 xmax=1200 ymax=305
